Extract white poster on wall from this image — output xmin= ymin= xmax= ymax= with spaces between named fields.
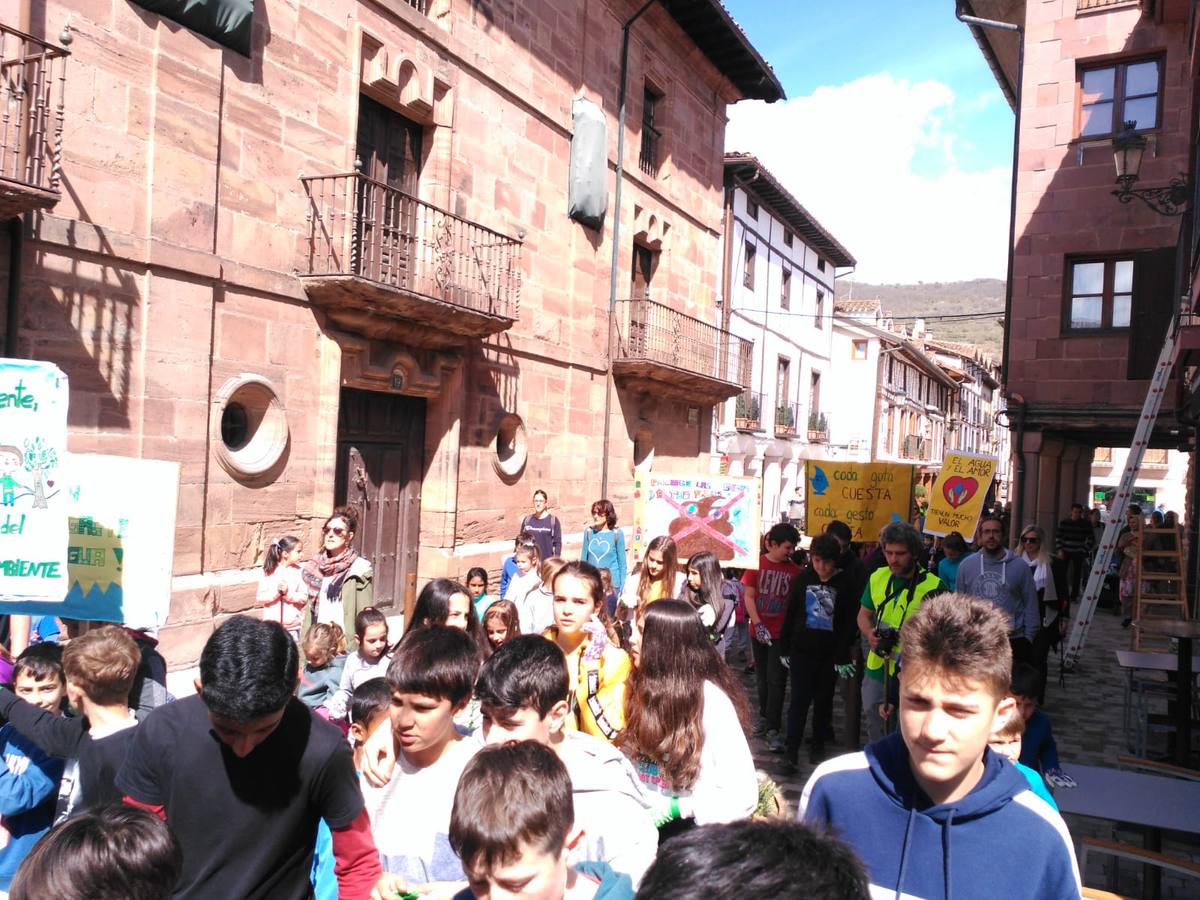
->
xmin=0 ymin=359 xmax=69 ymax=602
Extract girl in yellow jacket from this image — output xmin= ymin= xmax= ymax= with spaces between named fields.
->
xmin=543 ymin=560 xmax=631 ymax=742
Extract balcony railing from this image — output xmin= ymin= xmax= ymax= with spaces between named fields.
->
xmin=901 ymin=434 xmax=928 ymax=460
xmin=0 ymin=24 xmax=69 ymax=218
xmin=614 ymin=298 xmax=751 ymax=403
xmin=734 ymin=389 xmax=763 ymax=432
xmin=301 ymin=171 xmax=522 ymax=325
xmin=774 ymin=400 xmax=800 ymax=438
xmin=405 ymin=0 xmax=428 ymax=11
xmin=807 ymin=409 xmax=829 ymax=443
xmin=639 ymin=123 xmax=661 ymax=177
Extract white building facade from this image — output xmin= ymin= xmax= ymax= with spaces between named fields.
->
xmin=715 ymin=154 xmax=856 ymax=524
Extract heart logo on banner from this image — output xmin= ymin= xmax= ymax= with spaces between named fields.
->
xmin=942 ymin=476 xmax=979 ymax=509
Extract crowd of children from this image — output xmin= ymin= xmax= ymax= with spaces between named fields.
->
xmin=0 ymin=490 xmax=1088 ymax=899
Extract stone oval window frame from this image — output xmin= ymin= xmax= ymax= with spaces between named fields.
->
xmin=492 ymin=413 xmax=528 ymax=482
xmin=212 ymin=375 xmax=290 ymax=480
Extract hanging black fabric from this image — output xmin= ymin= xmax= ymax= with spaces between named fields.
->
xmin=129 ymin=0 xmax=255 ymax=56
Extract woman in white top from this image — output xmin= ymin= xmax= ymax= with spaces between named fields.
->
xmin=1017 ymin=523 xmax=1058 ymax=627
xmin=620 ymin=599 xmax=757 ymax=839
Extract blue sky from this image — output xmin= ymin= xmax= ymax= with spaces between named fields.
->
xmin=722 ymin=1 xmax=1014 ymax=282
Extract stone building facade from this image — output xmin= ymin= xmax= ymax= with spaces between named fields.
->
xmin=0 ymin=0 xmax=780 ymax=664
xmin=966 ymin=0 xmax=1194 ymax=536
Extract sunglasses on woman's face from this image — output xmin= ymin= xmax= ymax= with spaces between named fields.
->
xmin=323 ymin=526 xmax=347 ymax=536
xmin=1021 ymin=535 xmax=1039 ymax=544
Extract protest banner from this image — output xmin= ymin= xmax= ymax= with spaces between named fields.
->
xmin=4 ymin=454 xmax=179 ymax=627
xmin=632 ymin=472 xmax=760 ymax=568
xmin=923 ymin=452 xmax=998 ymax=538
xmin=804 ymin=461 xmax=915 ymax=542
xmin=0 ymin=359 xmax=69 ymax=602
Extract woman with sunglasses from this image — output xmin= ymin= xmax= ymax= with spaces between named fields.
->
xmin=1016 ymin=525 xmax=1058 ymax=631
xmin=300 ymin=507 xmax=374 ymax=648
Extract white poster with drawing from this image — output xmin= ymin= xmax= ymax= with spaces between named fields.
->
xmin=4 ymin=454 xmax=179 ymax=628
xmin=0 ymin=359 xmax=69 ymax=601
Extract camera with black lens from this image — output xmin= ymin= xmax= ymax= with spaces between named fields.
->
xmin=874 ymin=623 xmax=900 ymax=657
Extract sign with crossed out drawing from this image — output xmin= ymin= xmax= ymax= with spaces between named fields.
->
xmin=631 ymin=473 xmax=761 ymax=568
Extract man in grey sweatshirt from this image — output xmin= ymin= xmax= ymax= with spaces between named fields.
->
xmin=956 ymin=514 xmax=1039 ymax=663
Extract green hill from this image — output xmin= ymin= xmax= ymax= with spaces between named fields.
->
xmin=836 ymin=278 xmax=1005 ymax=360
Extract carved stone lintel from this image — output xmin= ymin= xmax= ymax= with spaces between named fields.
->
xmin=337 ymin=331 xmax=463 ymax=398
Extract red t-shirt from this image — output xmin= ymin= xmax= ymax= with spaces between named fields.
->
xmin=742 ymin=555 xmax=802 ymax=639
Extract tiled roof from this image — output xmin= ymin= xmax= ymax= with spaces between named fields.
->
xmin=834 ymin=298 xmax=881 ymax=314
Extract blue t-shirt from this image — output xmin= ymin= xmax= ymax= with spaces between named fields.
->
xmin=1015 ymin=761 xmax=1058 ymax=810
xmin=937 ymin=553 xmax=971 ymax=592
xmin=582 ymin=528 xmax=627 ymax=593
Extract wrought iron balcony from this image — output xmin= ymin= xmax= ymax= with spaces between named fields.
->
xmin=806 ymin=408 xmax=829 ymax=443
xmin=734 ymin=389 xmax=764 ymax=432
xmin=300 ymin=171 xmax=522 ymax=343
xmin=614 ymin=298 xmax=751 ymax=404
xmin=901 ymin=434 xmax=928 ymax=460
xmin=0 ymin=24 xmax=69 ymax=219
xmin=775 ymin=400 xmax=801 ymax=439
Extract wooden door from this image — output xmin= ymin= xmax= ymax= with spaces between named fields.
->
xmin=335 ymin=388 xmax=425 ymax=620
xmin=355 ymin=97 xmax=423 ymax=287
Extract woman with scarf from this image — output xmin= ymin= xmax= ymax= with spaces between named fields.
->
xmin=1018 ymin=523 xmax=1060 ymax=701
xmin=301 ymin=507 xmax=374 ymax=649
xmin=1017 ymin=524 xmax=1058 ymax=627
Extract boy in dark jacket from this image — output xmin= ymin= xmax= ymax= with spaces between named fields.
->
xmin=779 ymin=534 xmax=860 ymax=770
xmin=0 ymin=625 xmax=141 ymax=819
xmin=801 ymin=593 xmax=1080 ymax=899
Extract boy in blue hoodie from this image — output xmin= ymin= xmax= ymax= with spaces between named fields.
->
xmin=801 ymin=592 xmax=1080 ymax=900
xmin=0 ymin=645 xmax=66 ymax=892
xmin=439 ymin=740 xmax=633 ymax=900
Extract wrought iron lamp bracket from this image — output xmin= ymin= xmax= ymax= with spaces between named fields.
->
xmin=1112 ymin=173 xmax=1190 ymax=217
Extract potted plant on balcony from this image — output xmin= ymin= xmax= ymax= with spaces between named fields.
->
xmin=775 ymin=404 xmax=796 ymax=438
xmin=807 ymin=411 xmax=828 ymax=443
xmin=735 ymin=394 xmax=761 ymax=431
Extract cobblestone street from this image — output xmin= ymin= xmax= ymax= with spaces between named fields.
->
xmin=737 ymin=604 xmax=1200 ymax=898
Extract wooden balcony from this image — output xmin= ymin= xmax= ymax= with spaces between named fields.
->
xmin=0 ymin=25 xmax=69 ymax=220
xmin=614 ymin=298 xmax=751 ymax=404
xmin=300 ymin=172 xmax=522 ymax=346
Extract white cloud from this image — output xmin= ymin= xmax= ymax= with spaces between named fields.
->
xmin=726 ymin=74 xmax=1011 ymax=284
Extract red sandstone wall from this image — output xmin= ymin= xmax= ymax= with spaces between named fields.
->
xmin=1008 ymin=2 xmax=1189 ymax=408
xmin=10 ymin=0 xmax=738 ymax=662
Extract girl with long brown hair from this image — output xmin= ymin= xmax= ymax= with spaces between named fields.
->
xmin=617 ymin=535 xmax=684 ymax=621
xmin=620 ymin=599 xmax=756 ymax=837
xmin=543 ymin=560 xmax=629 ymax=743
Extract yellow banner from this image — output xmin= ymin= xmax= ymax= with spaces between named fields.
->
xmin=924 ymin=452 xmax=998 ymax=537
xmin=804 ymin=461 xmax=915 ymax=542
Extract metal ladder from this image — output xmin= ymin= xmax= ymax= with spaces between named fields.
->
xmin=1063 ymin=315 xmax=1183 ymax=670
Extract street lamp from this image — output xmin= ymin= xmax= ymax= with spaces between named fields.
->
xmin=1111 ymin=120 xmax=1189 ymax=216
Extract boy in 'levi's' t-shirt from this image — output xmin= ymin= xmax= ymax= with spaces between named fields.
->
xmin=741 ymin=524 xmax=802 ymax=746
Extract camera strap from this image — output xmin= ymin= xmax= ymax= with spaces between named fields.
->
xmin=876 ymin=568 xmax=926 ymax=630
